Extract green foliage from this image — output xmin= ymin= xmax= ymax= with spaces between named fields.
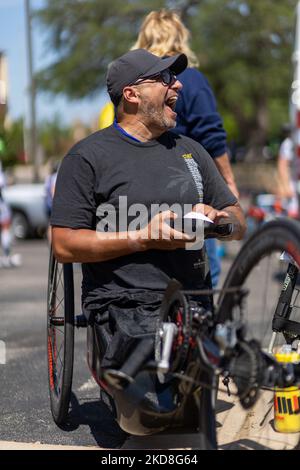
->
xmin=0 ymin=116 xmax=79 ymax=168
xmin=35 ymin=0 xmax=167 ymax=98
xmin=35 ymin=0 xmax=298 ymax=147
xmin=38 ymin=114 xmax=72 ymax=160
xmin=0 ymin=119 xmax=25 ymax=168
xmin=188 ymin=0 xmax=297 ymax=145
xmin=0 ymin=136 xmax=5 ymax=155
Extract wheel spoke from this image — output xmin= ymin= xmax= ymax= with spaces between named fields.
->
xmin=47 ymin=253 xmax=74 ymax=425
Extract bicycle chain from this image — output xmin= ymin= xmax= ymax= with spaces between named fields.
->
xmin=229 ymin=339 xmax=264 ymax=409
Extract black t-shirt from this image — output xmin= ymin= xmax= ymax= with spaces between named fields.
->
xmin=51 ymin=125 xmax=236 ymax=317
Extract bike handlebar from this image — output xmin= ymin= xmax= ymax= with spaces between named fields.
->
xmin=168 ymin=218 xmax=233 ymax=239
xmin=204 ymin=222 xmax=233 ymax=239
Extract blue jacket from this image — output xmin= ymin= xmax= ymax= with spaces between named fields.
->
xmin=174 ymin=67 xmax=227 ymax=159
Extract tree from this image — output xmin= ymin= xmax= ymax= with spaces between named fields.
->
xmin=35 ymin=0 xmax=200 ymax=98
xmin=35 ymin=0 xmax=167 ymax=98
xmin=38 ymin=114 xmax=73 ymax=160
xmin=35 ymin=0 xmax=298 ymax=150
xmin=0 ymin=119 xmax=25 ymax=168
xmin=189 ymin=0 xmax=297 ymax=151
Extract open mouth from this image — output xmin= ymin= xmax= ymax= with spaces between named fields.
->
xmin=165 ymin=96 xmax=178 ymax=112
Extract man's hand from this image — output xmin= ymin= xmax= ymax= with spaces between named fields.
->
xmin=192 ymin=203 xmax=230 ymax=223
xmin=192 ymin=203 xmax=246 ymax=241
xmin=133 ymin=210 xmax=195 ymax=251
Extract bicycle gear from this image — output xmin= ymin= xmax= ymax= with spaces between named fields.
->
xmin=229 ymin=339 xmax=265 ymax=409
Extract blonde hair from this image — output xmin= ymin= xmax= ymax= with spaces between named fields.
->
xmin=132 ymin=9 xmax=199 ymax=68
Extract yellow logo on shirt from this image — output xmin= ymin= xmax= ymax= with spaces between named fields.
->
xmin=181 ymin=153 xmax=193 ymax=159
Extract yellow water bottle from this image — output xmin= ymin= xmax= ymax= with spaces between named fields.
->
xmin=274 ymin=344 xmax=300 ymax=433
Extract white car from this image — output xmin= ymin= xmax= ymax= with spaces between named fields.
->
xmin=2 ymin=184 xmax=48 ymax=239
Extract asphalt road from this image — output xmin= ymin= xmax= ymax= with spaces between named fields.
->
xmin=0 ymin=240 xmax=100 ymax=448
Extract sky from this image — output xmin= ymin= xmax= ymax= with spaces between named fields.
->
xmin=0 ymin=0 xmax=107 ymax=125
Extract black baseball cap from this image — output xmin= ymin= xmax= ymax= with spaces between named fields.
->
xmin=106 ymin=48 xmax=188 ymax=106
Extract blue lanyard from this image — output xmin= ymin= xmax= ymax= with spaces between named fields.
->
xmin=113 ymin=119 xmax=141 ymax=143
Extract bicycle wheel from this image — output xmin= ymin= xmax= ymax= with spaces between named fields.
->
xmin=217 ymin=218 xmax=300 ymax=450
xmin=47 ymin=248 xmax=74 ymax=425
xmin=157 ymin=280 xmax=218 ymax=449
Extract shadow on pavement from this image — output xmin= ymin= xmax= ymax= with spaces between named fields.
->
xmin=220 ymin=439 xmax=271 ymax=450
xmin=58 ymin=392 xmax=128 ymax=449
xmin=58 ymin=392 xmax=201 ymax=449
xmin=216 ymin=399 xmax=235 ymax=414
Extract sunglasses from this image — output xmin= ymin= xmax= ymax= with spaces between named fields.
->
xmin=132 ymin=69 xmax=177 ymax=86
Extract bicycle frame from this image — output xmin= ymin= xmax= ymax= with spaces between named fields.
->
xmin=87 ymin=313 xmax=202 ymax=436
xmin=270 ymin=260 xmax=300 ymax=352
xmin=85 ymin=282 xmax=249 ymax=436
xmin=87 ymin=278 xmax=300 ymax=437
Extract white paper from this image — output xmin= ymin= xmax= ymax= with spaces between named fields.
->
xmin=183 ymin=211 xmax=214 ymax=223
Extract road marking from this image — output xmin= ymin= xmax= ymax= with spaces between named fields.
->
xmin=0 ymin=340 xmax=6 ymax=364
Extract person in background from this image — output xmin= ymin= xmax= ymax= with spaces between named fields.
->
xmin=131 ymin=9 xmax=239 ymax=287
xmin=277 ymin=124 xmax=299 ymax=219
xmin=98 ymin=101 xmax=115 ymax=130
xmin=0 ymin=162 xmax=21 ymax=267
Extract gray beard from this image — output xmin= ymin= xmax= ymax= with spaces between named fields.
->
xmin=139 ymin=99 xmax=175 ymax=131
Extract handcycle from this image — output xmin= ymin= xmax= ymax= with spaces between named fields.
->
xmin=47 ymin=217 xmax=300 ymax=450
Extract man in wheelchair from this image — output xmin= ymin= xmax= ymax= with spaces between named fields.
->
xmin=50 ymin=49 xmax=246 ymax=435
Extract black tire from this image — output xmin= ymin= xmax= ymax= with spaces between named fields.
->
xmin=198 ymin=374 xmax=218 ymax=450
xmin=157 ymin=281 xmax=217 ymax=449
xmin=217 ymin=218 xmax=300 ymax=450
xmin=218 ymin=218 xmax=300 ymax=345
xmin=47 ymin=248 xmax=74 ymax=425
xmin=11 ymin=210 xmax=31 ymax=239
